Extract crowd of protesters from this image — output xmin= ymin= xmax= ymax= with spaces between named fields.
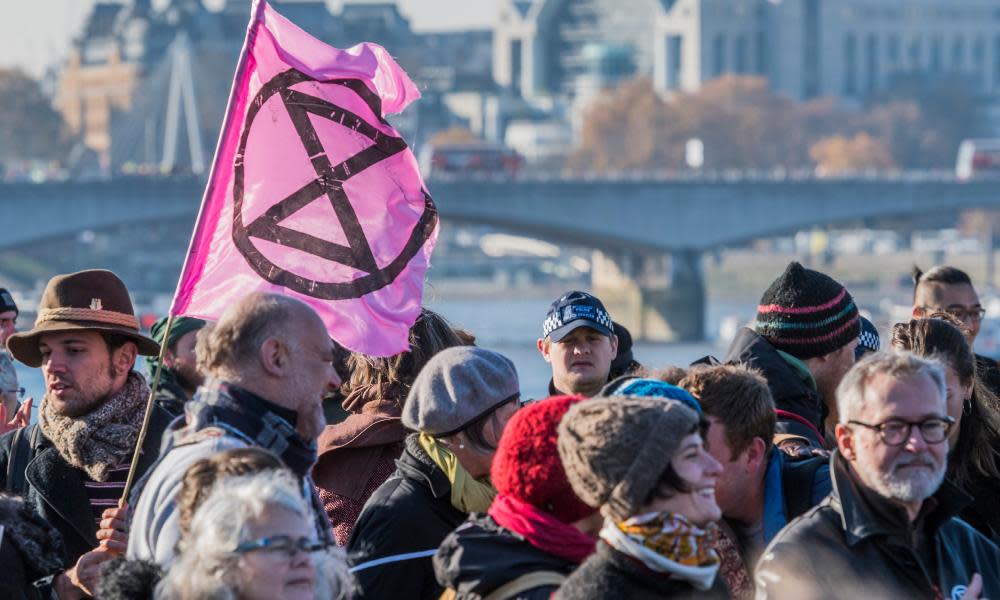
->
xmin=0 ymin=259 xmax=998 ymax=599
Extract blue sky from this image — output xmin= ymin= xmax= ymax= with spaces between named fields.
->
xmin=2 ymin=1 xmax=503 ymax=76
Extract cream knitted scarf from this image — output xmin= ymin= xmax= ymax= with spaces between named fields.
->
xmin=39 ymin=371 xmax=150 ymax=481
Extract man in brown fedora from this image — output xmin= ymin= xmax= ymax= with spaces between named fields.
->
xmin=0 ymin=269 xmax=175 ymax=597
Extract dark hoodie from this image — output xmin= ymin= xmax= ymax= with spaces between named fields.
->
xmin=725 ymin=328 xmax=827 ymax=449
xmin=435 ymin=514 xmax=578 ymax=600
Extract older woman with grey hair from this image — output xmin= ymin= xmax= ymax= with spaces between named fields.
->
xmin=157 ymin=470 xmax=353 ymax=600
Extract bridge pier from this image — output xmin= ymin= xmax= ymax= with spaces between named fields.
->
xmin=591 ymin=248 xmax=705 ymax=342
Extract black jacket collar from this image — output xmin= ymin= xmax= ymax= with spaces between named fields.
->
xmin=396 ymin=433 xmax=451 ymax=500
xmin=725 ymin=327 xmax=826 ymax=431
xmin=436 ymin=514 xmax=576 ymax=594
xmin=829 ymin=450 xmax=972 ymax=547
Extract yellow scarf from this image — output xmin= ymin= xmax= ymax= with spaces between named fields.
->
xmin=418 ymin=433 xmax=496 ymax=513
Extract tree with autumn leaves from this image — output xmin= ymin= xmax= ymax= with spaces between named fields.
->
xmin=570 ymin=74 xmax=980 ymax=174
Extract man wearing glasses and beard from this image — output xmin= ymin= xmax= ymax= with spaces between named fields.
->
xmin=755 ymin=352 xmax=1000 ymax=600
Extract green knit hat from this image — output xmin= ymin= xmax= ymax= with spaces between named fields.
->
xmin=147 ymin=316 xmax=206 ymax=379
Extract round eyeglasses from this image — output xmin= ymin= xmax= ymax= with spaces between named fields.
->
xmin=847 ymin=416 xmax=955 ymax=446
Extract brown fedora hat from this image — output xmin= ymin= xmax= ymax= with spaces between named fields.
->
xmin=7 ymin=269 xmax=160 ymax=367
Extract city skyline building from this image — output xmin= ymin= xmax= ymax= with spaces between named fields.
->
xmin=494 ymin=0 xmax=1000 ymax=102
xmin=54 ymin=0 xmax=492 ymax=174
xmin=490 ymin=0 xmax=1000 ymax=160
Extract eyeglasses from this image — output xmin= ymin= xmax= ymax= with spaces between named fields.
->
xmin=847 ymin=416 xmax=955 ymax=446
xmin=2 ymin=388 xmax=24 ymax=399
xmin=234 ymin=535 xmax=329 ymax=558
xmin=922 ymin=306 xmax=987 ymax=322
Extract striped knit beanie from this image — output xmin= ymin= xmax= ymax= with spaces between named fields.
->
xmin=754 ymin=262 xmax=860 ymax=360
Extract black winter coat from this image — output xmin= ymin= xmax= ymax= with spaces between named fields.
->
xmin=152 ymin=376 xmax=189 ymax=419
xmin=725 ymin=328 xmax=828 ymax=448
xmin=755 ymin=452 xmax=1000 ymax=599
xmin=0 ymin=401 xmax=175 ymax=568
xmin=555 ymin=542 xmax=729 ymax=600
xmin=434 ymin=514 xmax=580 ymax=600
xmin=347 ymin=433 xmax=467 ymax=600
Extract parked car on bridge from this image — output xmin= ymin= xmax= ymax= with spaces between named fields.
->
xmin=956 ymin=138 xmax=1000 ymax=180
xmin=419 ymin=142 xmax=522 ymax=178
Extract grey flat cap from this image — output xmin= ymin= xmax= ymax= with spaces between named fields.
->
xmin=403 ymin=346 xmax=520 ymax=436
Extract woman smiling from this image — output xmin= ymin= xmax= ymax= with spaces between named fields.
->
xmin=555 ymin=396 xmax=728 ymax=599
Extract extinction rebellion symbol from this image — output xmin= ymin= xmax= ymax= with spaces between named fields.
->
xmin=232 ymin=69 xmax=437 ymax=300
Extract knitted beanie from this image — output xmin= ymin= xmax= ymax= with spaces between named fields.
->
xmin=557 ymin=396 xmax=700 ymax=522
xmin=600 ymin=375 xmax=702 ymax=415
xmin=491 ymin=395 xmax=593 ymax=524
xmin=754 ymin=262 xmax=860 ymax=360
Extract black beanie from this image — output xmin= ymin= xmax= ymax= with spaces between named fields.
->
xmin=0 ymin=289 xmax=16 ymax=316
xmin=754 ymin=262 xmax=860 ymax=360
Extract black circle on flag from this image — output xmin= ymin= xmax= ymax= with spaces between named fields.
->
xmin=231 ymin=68 xmax=437 ymax=300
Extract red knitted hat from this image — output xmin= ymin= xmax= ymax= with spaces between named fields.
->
xmin=491 ymin=395 xmax=595 ymax=524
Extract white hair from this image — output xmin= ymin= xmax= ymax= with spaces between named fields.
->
xmin=156 ymin=470 xmax=353 ymax=600
xmin=836 ymin=350 xmax=946 ymax=424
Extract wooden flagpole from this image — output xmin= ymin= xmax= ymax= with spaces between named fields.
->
xmin=120 ymin=314 xmax=175 ymax=506
xmin=116 ymin=2 xmax=267 ymax=509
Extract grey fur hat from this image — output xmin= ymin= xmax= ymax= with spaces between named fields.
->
xmin=402 ymin=346 xmax=519 ymax=436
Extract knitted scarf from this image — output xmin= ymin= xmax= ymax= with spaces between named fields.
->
xmin=418 ymin=433 xmax=496 ymax=513
xmin=488 ymin=493 xmax=596 ymax=563
xmin=600 ymin=511 xmax=721 ymax=591
xmin=39 ymin=371 xmax=149 ymax=481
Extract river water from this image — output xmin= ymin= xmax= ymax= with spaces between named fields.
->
xmin=13 ymin=295 xmax=736 ymax=420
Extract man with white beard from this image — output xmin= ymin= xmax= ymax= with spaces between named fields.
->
xmin=755 ymin=351 xmax=1000 ymax=600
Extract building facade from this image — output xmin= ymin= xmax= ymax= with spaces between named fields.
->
xmin=495 ymin=0 xmax=1000 ymax=103
xmin=56 ymin=0 xmax=493 ymax=174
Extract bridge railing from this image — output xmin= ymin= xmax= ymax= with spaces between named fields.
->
xmin=424 ymin=168 xmax=970 ymax=184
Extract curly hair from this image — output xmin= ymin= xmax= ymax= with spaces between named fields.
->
xmin=340 ymin=308 xmax=467 ymax=412
xmin=158 ymin=471 xmax=354 ymax=600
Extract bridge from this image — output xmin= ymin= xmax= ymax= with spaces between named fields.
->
xmin=3 ymin=176 xmax=998 ymax=340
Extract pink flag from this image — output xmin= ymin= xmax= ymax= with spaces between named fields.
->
xmin=171 ymin=0 xmax=437 ymax=356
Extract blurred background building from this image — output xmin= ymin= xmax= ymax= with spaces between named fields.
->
xmin=493 ymin=0 xmax=1000 ymax=158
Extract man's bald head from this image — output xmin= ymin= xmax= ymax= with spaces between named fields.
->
xmin=196 ymin=292 xmax=319 ymax=380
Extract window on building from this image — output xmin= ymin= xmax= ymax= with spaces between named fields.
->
xmin=972 ymin=37 xmax=985 ymax=89
xmin=511 ymin=39 xmax=522 ymax=94
xmin=713 ymin=34 xmax=726 ymax=77
xmin=909 ymin=37 xmax=922 ymax=68
xmin=804 ymin=0 xmax=821 ymax=98
xmin=667 ymin=35 xmax=682 ymax=90
xmin=756 ymin=31 xmax=768 ymax=75
xmin=888 ymin=34 xmax=901 ymax=68
xmin=844 ymin=34 xmax=858 ymax=95
xmin=995 ymin=36 xmax=1000 ymax=89
xmin=952 ymin=37 xmax=965 ymax=70
xmin=736 ymin=35 xmax=748 ymax=73
xmin=931 ymin=36 xmax=943 ymax=72
xmin=866 ymin=34 xmax=879 ymax=94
